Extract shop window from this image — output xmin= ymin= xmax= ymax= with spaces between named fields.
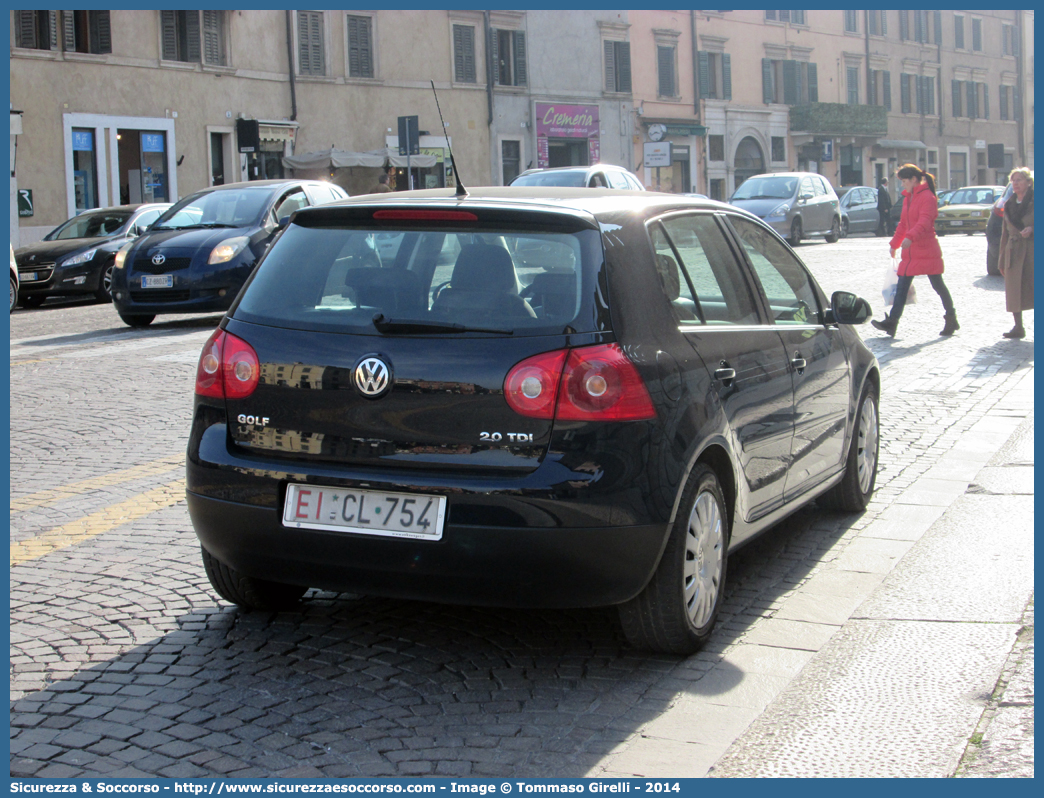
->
xmin=708 ymin=135 xmax=725 ymax=162
xmin=297 ymin=11 xmax=325 ymax=75
xmin=763 ymin=59 xmax=817 ymax=105
xmin=72 ymin=129 xmax=99 ymax=212
xmin=346 ymin=15 xmax=373 ymax=78
xmin=502 ymin=140 xmax=521 ymax=185
xmin=161 ymin=11 xmax=226 ymax=65
xmin=453 ymin=24 xmax=477 ymax=84
xmin=15 ymin=10 xmax=57 ymax=50
xmin=698 ymin=51 xmax=732 ymax=100
xmin=604 ymin=40 xmax=632 ymax=93
xmin=493 ymin=29 xmax=526 ymax=87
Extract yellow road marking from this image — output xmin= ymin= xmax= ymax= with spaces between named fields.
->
xmin=10 ymin=358 xmax=57 ymax=365
xmin=10 ymin=479 xmax=186 ymax=566
xmin=10 ymin=455 xmax=184 ymax=511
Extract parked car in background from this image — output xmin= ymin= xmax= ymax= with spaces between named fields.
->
xmin=111 ymin=180 xmax=348 ymax=327
xmin=185 ymin=187 xmax=879 ymax=655
xmin=935 ymin=185 xmax=1004 ymax=235
xmin=10 ymin=244 xmax=18 ymax=313
xmin=837 ymin=186 xmax=882 ymax=237
xmin=729 ymin=172 xmax=841 ymax=245
xmin=13 ymin=203 xmax=170 ymax=308
xmin=510 ymin=164 xmax=645 ymax=190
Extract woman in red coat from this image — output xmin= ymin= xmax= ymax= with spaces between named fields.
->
xmin=872 ymin=164 xmax=959 ymax=336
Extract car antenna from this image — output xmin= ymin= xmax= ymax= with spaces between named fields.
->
xmin=431 ymin=80 xmax=467 ymax=199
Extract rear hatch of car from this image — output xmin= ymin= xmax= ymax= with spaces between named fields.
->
xmin=214 ymin=201 xmax=611 ymax=476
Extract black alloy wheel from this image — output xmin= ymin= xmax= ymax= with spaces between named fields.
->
xmin=789 ymin=218 xmax=803 ymax=246
xmin=824 ymin=217 xmax=841 ymax=243
xmin=95 ymin=259 xmax=115 ymax=302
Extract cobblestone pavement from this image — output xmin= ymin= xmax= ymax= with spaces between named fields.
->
xmin=10 ymin=232 xmax=1033 ymax=777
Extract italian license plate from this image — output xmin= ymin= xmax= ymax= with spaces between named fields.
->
xmin=282 ymin=484 xmax=446 ymax=541
xmin=949 ymin=220 xmax=964 ymax=226
xmin=21 ymin=272 xmax=38 ymax=282
xmin=142 ymin=275 xmax=174 ymax=288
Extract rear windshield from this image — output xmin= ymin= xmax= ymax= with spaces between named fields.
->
xmin=153 ymin=189 xmax=270 ymax=230
xmin=232 ymin=224 xmax=603 ymax=335
xmin=511 ymin=171 xmax=587 ymax=187
xmin=47 ymin=210 xmax=132 ymax=240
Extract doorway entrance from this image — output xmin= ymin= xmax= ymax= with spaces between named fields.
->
xmin=548 ymin=138 xmax=589 ymax=167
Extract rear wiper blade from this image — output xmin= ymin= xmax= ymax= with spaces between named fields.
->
xmin=372 ymin=313 xmax=513 ymax=335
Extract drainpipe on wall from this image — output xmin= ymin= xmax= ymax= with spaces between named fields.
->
xmin=484 ymin=11 xmax=494 ymax=128
xmin=690 ymin=11 xmax=699 ymax=116
xmin=1015 ymin=9 xmax=1025 ymax=165
xmin=285 ymin=12 xmax=298 ymax=131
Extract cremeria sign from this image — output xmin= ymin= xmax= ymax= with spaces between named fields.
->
xmin=535 ymin=103 xmax=600 ymax=138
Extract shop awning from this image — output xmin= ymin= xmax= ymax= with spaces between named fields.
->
xmin=283 ymin=147 xmax=436 ymax=171
xmin=876 ymin=139 xmax=928 ymax=150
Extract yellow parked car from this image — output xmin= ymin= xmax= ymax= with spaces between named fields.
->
xmin=935 ymin=185 xmax=1004 ymax=235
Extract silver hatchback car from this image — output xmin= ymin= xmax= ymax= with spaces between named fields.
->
xmin=729 ymin=172 xmax=842 ymax=246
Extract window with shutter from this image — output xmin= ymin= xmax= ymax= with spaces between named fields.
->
xmin=847 ymin=66 xmax=859 ymax=105
xmin=982 ymin=84 xmax=989 ymax=119
xmin=202 ymin=11 xmax=225 ymax=66
xmin=762 ymin=59 xmax=775 ymax=104
xmin=160 ymin=10 xmax=203 ymax=63
xmin=783 ymin=60 xmax=798 ymax=105
xmin=722 ymin=53 xmax=732 ymax=100
xmin=604 ymin=41 xmax=630 ymax=93
xmin=62 ymin=11 xmax=76 ymax=52
xmin=954 ymin=15 xmax=964 ymax=49
xmin=883 ymin=72 xmax=891 ymax=110
xmin=933 ymin=12 xmax=942 ymax=46
xmin=999 ymin=86 xmax=1009 ymax=120
xmin=901 ymin=75 xmax=911 ymax=114
xmin=971 ymin=18 xmax=982 ymax=51
xmin=185 ymin=11 xmax=201 ymax=63
xmin=697 ymin=51 xmax=710 ymax=99
xmin=844 ymin=10 xmax=857 ymax=33
xmin=298 ymin=11 xmax=325 ymax=76
xmin=966 ymin=81 xmax=976 ymax=118
xmin=92 ymin=11 xmax=111 ymax=55
xmin=347 ymin=16 xmax=373 ymax=78
xmin=869 ymin=70 xmax=877 ymax=106
xmin=899 ymin=11 xmax=909 ymax=41
xmin=513 ymin=32 xmax=526 ymax=87
xmin=807 ymin=62 xmax=817 ymax=102
xmin=1013 ymin=86 xmax=1020 ymax=120
xmin=657 ymin=46 xmax=675 ymax=97
xmin=453 ymin=25 xmax=476 ymax=84
xmin=952 ymin=80 xmax=962 ymax=118
xmin=17 ymin=10 xmax=58 ymax=51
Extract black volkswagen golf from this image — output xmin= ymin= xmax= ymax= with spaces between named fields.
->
xmin=187 ymin=188 xmax=879 ymax=654
xmin=111 ymin=179 xmax=347 ymax=327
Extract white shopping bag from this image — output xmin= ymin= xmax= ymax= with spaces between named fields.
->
xmin=882 ymin=257 xmax=916 ymax=306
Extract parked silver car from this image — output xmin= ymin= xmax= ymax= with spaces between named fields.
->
xmin=729 ymin=172 xmax=841 ymax=246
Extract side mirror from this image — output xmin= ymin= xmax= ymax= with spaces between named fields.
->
xmin=828 ymin=291 xmax=871 ymax=325
xmin=799 ymin=192 xmax=813 ymax=201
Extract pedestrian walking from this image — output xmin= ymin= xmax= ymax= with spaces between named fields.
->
xmin=872 ymin=164 xmax=959 ymax=337
xmin=368 ymin=173 xmax=393 ymax=193
xmin=998 ymin=167 xmax=1034 ymax=339
xmin=876 ymin=177 xmax=892 ymax=236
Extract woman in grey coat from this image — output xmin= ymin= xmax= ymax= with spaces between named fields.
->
xmin=998 ymin=167 xmax=1034 ymax=339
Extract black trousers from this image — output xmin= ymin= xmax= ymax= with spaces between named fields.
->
xmin=889 ymin=274 xmax=954 ymax=321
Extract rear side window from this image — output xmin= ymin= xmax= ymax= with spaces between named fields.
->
xmin=652 ymin=215 xmax=759 ymax=325
xmin=233 ymin=224 xmax=602 ymax=335
xmin=727 ymin=215 xmax=821 ymax=325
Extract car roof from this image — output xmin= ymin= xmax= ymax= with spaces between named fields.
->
xmin=515 ymin=164 xmax=634 ymax=177
xmin=305 ymin=186 xmax=750 ymax=225
xmin=191 ymin=179 xmax=323 ymax=193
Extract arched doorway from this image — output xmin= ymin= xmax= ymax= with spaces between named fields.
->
xmin=734 ymin=136 xmax=765 ymax=191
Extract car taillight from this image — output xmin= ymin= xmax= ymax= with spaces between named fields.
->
xmin=194 ymin=329 xmax=260 ymax=400
xmin=504 ymin=343 xmax=656 ymax=422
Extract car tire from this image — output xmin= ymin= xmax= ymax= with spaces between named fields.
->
xmin=788 ymin=218 xmax=802 ymax=246
xmin=824 ymin=217 xmax=841 ymax=243
xmin=118 ymin=313 xmax=156 ymax=327
xmin=20 ymin=295 xmax=45 ymax=309
xmin=10 ymin=276 xmax=17 ymax=313
xmin=201 ymin=546 xmax=308 ymax=611
xmin=818 ymin=382 xmax=879 ymax=513
xmin=618 ymin=463 xmax=729 ymax=654
xmin=94 ymin=259 xmax=115 ymax=303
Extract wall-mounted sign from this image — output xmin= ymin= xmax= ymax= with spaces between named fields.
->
xmin=17 ymin=188 xmax=33 ymax=217
xmin=643 ymin=141 xmax=672 ymax=168
xmin=975 ymin=139 xmax=986 ymax=149
xmin=821 ymin=139 xmax=834 ymax=162
xmin=535 ymin=103 xmax=599 ymax=139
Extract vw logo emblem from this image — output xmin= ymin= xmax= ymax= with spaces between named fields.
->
xmin=354 ymin=356 xmax=391 ymax=398
xmin=151 ymin=253 xmax=166 ymax=266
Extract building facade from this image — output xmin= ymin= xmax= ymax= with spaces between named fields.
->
xmin=10 ymin=10 xmax=1034 ymax=244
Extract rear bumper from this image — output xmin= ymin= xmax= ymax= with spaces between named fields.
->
xmin=188 ymin=490 xmax=667 ymax=608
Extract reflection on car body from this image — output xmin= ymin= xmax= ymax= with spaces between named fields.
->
xmin=186 ymin=187 xmax=880 ymax=654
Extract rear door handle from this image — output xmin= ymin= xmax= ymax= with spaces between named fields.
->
xmin=714 ymin=363 xmax=736 ymax=383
